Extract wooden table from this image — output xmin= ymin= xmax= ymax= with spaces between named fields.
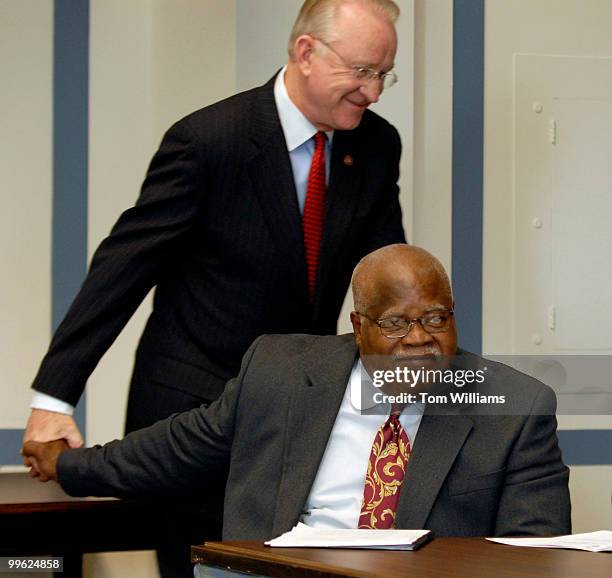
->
xmin=0 ymin=472 xmax=163 ymax=577
xmin=192 ymin=537 xmax=612 ymax=578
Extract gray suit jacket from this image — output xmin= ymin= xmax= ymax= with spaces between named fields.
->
xmin=58 ymin=334 xmax=571 ymax=539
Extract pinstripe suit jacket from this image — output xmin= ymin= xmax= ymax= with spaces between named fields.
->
xmin=31 ymin=75 xmax=405 ymax=430
xmin=58 ymin=334 xmax=571 ymax=540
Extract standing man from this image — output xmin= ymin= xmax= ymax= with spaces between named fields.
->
xmin=26 ymin=1 xmax=404 ymax=573
xmin=26 ymin=0 xmax=404 ymax=442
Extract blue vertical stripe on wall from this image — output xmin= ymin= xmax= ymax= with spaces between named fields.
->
xmin=0 ymin=431 xmax=28 ymax=466
xmin=53 ymin=1 xmax=89 ymax=332
xmin=0 ymin=0 xmax=89 ymax=465
xmin=452 ymin=0 xmax=484 ymax=354
xmin=52 ymin=0 xmax=89 ymax=438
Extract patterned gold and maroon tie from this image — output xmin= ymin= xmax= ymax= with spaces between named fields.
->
xmin=302 ymin=131 xmax=327 ymax=304
xmin=358 ymin=410 xmax=412 ymax=529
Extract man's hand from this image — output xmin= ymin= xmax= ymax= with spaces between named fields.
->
xmin=21 ymin=440 xmax=69 ymax=482
xmin=23 ymin=410 xmax=83 ymax=475
xmin=24 ymin=409 xmax=84 ymax=447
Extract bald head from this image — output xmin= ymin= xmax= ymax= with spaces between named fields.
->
xmin=352 ymin=244 xmax=452 ymax=315
xmin=350 ymin=244 xmax=457 ymax=359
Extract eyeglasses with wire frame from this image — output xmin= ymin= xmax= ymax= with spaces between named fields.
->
xmin=356 ymin=309 xmax=455 ymax=339
xmin=312 ymin=37 xmax=398 ymax=89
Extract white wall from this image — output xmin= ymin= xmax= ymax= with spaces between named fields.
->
xmin=483 ymin=0 xmax=612 ymax=354
xmin=152 ymin=0 xmax=237 ymax=138
xmin=483 ymin=0 xmax=612 ymax=532
xmin=412 ymin=0 xmax=453 ymax=273
xmin=0 ymin=0 xmax=53 ymax=428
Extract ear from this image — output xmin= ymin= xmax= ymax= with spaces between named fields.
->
xmin=293 ymin=34 xmax=316 ymax=76
xmin=350 ymin=311 xmax=363 ymax=344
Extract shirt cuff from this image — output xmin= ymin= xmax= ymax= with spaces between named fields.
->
xmin=31 ymin=392 xmax=75 ymax=416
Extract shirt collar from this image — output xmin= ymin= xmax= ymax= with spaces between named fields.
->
xmin=349 ymin=358 xmax=377 ymax=411
xmin=274 ymin=66 xmax=334 ymax=151
xmin=350 ymin=358 xmax=426 ymax=416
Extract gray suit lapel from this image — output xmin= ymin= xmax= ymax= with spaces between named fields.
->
xmin=272 ymin=336 xmax=358 ymax=535
xmin=396 ymin=412 xmax=473 ymax=529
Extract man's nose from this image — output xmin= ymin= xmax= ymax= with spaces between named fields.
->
xmin=359 ymin=79 xmax=383 ymax=103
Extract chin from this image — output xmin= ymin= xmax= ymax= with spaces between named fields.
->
xmin=332 ymin=110 xmax=365 ymax=130
xmin=336 ymin=119 xmax=362 ymax=131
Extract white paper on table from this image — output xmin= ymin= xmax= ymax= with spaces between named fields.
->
xmin=265 ymin=523 xmax=432 ymax=550
xmin=486 ymin=530 xmax=612 ymax=552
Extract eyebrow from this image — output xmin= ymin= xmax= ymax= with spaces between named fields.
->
xmin=380 ymin=305 xmax=451 ymax=319
xmin=355 ymin=61 xmax=395 ymax=73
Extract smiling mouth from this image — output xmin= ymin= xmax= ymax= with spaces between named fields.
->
xmin=346 ymin=99 xmax=368 ymax=109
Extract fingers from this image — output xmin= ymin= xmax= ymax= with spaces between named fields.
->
xmin=22 ymin=441 xmax=43 ymax=479
xmin=64 ymin=425 xmax=85 ymax=449
xmin=29 ymin=459 xmax=42 ymax=479
xmin=22 ymin=440 xmax=68 ymax=483
xmin=23 ymin=409 xmax=84 ymax=448
xmin=23 ymin=457 xmax=42 ymax=477
xmin=22 ymin=440 xmax=43 ymax=461
xmin=22 ymin=411 xmax=80 ymax=482
xmin=21 ymin=444 xmax=40 ymax=475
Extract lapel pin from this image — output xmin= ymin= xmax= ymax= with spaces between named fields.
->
xmin=343 ymin=154 xmax=354 ymax=166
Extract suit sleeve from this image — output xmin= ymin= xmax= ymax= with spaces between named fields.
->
xmin=494 ymin=386 xmax=571 ymax=536
xmin=357 ymin=123 xmax=406 ymax=255
xmin=31 ymin=118 xmax=205 ymax=405
xmin=57 ymin=336 xmax=262 ymax=497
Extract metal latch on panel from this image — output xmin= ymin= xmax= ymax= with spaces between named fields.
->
xmin=548 ymin=304 xmax=556 ymax=331
xmin=548 ymin=119 xmax=557 ymax=145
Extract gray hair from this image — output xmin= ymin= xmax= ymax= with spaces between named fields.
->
xmin=288 ymin=0 xmax=400 ymax=57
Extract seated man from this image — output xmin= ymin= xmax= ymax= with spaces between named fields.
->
xmin=23 ymin=245 xmax=571 ymax=541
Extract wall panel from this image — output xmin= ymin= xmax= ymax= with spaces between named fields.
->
xmin=0 ymin=2 xmax=53 ymax=442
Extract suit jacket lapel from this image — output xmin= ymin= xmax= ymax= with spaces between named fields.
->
xmin=247 ymin=77 xmax=308 ymax=298
xmin=271 ymin=336 xmax=358 ymax=535
xmin=247 ymin=85 xmax=367 ymax=308
xmin=396 ymin=412 xmax=474 ymax=529
xmin=397 ymin=350 xmax=484 ymax=527
xmin=316 ymin=130 xmax=364 ymax=308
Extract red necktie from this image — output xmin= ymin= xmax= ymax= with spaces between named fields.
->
xmin=358 ymin=410 xmax=412 ymax=529
xmin=302 ymin=131 xmax=327 ymax=303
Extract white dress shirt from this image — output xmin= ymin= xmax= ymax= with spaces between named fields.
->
xmin=301 ymin=359 xmax=424 ymax=529
xmin=273 ymin=66 xmax=333 ymax=213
